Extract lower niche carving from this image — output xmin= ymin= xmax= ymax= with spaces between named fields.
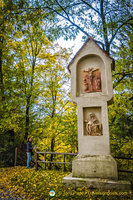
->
xmin=85 ymin=113 xmax=102 ymax=136
xmin=81 ymin=68 xmax=101 ymax=93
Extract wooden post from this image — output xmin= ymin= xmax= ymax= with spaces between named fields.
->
xmin=44 ymin=153 xmax=46 ymax=170
xmin=127 ymin=158 xmax=129 ymax=176
xmin=63 ymin=154 xmax=65 ymax=172
xmin=35 ymin=149 xmax=38 ymax=171
xmin=14 ymin=147 xmax=18 ymax=167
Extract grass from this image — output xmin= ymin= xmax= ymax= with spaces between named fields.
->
xmin=0 ymin=166 xmax=132 ymax=200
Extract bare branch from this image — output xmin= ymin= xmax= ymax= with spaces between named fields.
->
xmin=55 ymin=0 xmax=70 ymax=20
xmin=94 ymin=40 xmax=105 ymax=50
xmin=46 ymin=5 xmax=89 ymax=36
xmin=80 ymin=0 xmax=101 ymax=17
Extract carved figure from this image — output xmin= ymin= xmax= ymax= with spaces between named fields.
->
xmin=82 ymin=72 xmax=90 ymax=92
xmin=88 ymin=69 xmax=93 ymax=92
xmin=85 ymin=113 xmax=102 ymax=136
xmin=93 ymin=71 xmax=101 ymax=91
xmin=82 ymin=68 xmax=101 ymax=93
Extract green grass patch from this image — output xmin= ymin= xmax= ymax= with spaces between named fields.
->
xmin=0 ymin=167 xmax=132 ymax=200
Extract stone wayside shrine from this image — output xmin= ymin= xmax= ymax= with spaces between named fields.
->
xmin=63 ymin=36 xmax=131 ymax=190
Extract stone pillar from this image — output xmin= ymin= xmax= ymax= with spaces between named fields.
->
xmin=63 ymin=37 xmax=131 ymax=190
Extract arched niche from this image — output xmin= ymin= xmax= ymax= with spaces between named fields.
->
xmin=76 ymin=54 xmax=106 ymax=97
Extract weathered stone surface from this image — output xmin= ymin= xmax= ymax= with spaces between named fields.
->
xmin=72 ymin=155 xmax=118 ymax=180
xmin=78 ymin=102 xmax=110 ymax=155
xmin=63 ymin=174 xmax=131 ymax=191
xmin=70 ymin=39 xmax=114 ymax=104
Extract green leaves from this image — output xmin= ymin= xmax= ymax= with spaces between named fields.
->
xmin=1 ymin=3 xmax=76 ymax=162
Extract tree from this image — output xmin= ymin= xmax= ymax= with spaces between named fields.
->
xmin=0 ymin=7 xmax=74 ymax=165
xmin=29 ymin=44 xmax=73 ymax=165
xmin=3 ymin=1 xmax=132 ymax=54
xmin=14 ymin=0 xmax=132 ymax=54
xmin=1 ymin=0 xmax=132 ymax=168
xmin=113 ymin=23 xmax=133 ymax=88
xmin=4 ymin=0 xmax=132 ymax=87
xmin=0 ymin=0 xmax=48 ymax=101
xmin=108 ymin=26 xmax=133 ymax=158
xmin=0 ymin=1 xmax=26 ymax=164
xmin=57 ymin=101 xmax=78 ymax=153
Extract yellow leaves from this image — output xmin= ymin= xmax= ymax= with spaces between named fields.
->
xmin=39 ymin=52 xmax=56 ymax=63
xmin=1 ymin=166 xmax=130 ymax=200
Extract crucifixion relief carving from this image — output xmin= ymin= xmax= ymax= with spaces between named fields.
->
xmin=81 ymin=68 xmax=101 ymax=93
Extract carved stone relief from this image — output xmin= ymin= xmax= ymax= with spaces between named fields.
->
xmin=84 ymin=113 xmax=102 ymax=136
xmin=81 ymin=68 xmax=101 ymax=93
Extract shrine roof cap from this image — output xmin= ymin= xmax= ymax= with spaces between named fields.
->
xmin=67 ymin=36 xmax=115 ymax=73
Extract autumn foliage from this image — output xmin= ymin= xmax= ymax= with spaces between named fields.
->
xmin=0 ymin=167 xmax=132 ymax=200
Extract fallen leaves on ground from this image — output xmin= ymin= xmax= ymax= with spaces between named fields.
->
xmin=0 ymin=167 xmax=132 ymax=200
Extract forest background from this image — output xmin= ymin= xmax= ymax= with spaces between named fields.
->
xmin=0 ymin=0 xmax=133 ymax=169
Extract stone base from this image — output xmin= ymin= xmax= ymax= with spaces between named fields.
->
xmin=63 ymin=174 xmax=131 ymax=191
xmin=72 ymin=155 xmax=118 ymax=180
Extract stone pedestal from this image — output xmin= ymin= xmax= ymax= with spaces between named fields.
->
xmin=72 ymin=155 xmax=118 ymax=180
xmin=63 ymin=155 xmax=131 ymax=191
xmin=63 ymin=174 xmax=131 ymax=191
xmin=63 ymin=37 xmax=131 ymax=190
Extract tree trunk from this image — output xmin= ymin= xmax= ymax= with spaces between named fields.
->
xmin=23 ymin=57 xmax=36 ymax=143
xmin=0 ymin=37 xmax=5 ymax=101
xmin=21 ymin=97 xmax=31 ymax=151
xmin=49 ymin=137 xmax=55 ymax=169
xmin=25 ymin=97 xmax=30 ymax=141
xmin=100 ymin=0 xmax=110 ymax=54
